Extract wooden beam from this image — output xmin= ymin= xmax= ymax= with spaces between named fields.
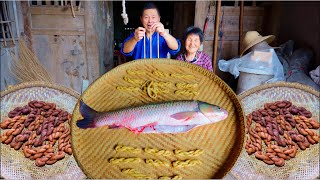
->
xmin=30 ymin=6 xmax=85 ymax=15
xmin=21 ymin=1 xmax=34 ymax=52
xmin=208 ymin=6 xmax=264 ymax=16
xmin=31 ymin=29 xmax=85 ymax=36
xmin=0 ymin=15 xmax=7 ymax=47
xmin=84 ymin=1 xmax=99 ymax=82
xmin=239 ymin=1 xmax=244 ymax=55
xmin=212 ymin=0 xmax=221 ymax=74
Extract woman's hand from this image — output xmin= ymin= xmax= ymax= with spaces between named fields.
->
xmin=151 ymin=22 xmax=168 ymax=37
xmin=133 ymin=27 xmax=146 ymax=42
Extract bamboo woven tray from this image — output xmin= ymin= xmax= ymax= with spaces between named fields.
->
xmin=71 ymin=59 xmax=245 ymax=179
xmin=226 ymin=82 xmax=320 ymax=179
xmin=1 ymin=81 xmax=86 ymax=179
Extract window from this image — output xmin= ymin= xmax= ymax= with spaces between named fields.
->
xmin=0 ymin=1 xmax=19 ymax=47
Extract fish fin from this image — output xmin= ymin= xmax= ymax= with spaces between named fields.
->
xmin=76 ymin=100 xmax=97 ymax=129
xmin=170 ymin=111 xmax=198 ymax=121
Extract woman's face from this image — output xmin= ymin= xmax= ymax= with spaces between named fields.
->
xmin=185 ymin=33 xmax=201 ymax=54
xmin=140 ymin=9 xmax=160 ymax=33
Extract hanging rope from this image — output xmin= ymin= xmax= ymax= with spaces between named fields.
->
xmin=121 ymin=0 xmax=129 ymax=25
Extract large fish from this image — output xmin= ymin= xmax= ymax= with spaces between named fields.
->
xmin=77 ymin=100 xmax=228 ymax=134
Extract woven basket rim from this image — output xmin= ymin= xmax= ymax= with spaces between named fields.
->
xmin=1 ymin=81 xmax=80 ymax=98
xmin=231 ymin=81 xmax=319 ymax=179
xmin=1 ymin=81 xmax=83 ymax=179
xmin=73 ymin=58 xmax=245 ymax=179
xmin=238 ymin=81 xmax=320 ymax=100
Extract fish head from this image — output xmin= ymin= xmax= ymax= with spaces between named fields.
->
xmin=198 ymin=101 xmax=228 ymax=122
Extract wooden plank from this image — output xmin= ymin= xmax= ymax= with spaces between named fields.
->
xmin=213 ymin=0 xmax=221 ymax=74
xmin=101 ymin=1 xmax=114 ymax=72
xmin=204 ymin=16 xmax=263 ymax=40
xmin=0 ymin=38 xmax=19 ymax=42
xmin=32 ymin=35 xmax=88 ymax=93
xmin=21 ymin=1 xmax=34 ymax=52
xmin=203 ymin=40 xmax=239 ymax=60
xmin=84 ymin=1 xmax=99 ymax=83
xmin=30 ymin=6 xmax=85 ymax=15
xmin=31 ymin=14 xmax=84 ymax=29
xmin=194 ymin=1 xmax=211 ymax=31
xmin=31 ymin=29 xmax=85 ymax=35
xmin=0 ymin=20 xmax=13 ymax=23
xmin=239 ymin=1 xmax=244 ymax=54
xmin=208 ymin=6 xmax=264 ymax=16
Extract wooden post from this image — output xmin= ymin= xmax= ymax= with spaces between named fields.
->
xmin=2 ymin=1 xmax=16 ymax=45
xmin=21 ymin=1 xmax=34 ymax=52
xmin=239 ymin=1 xmax=244 ymax=55
xmin=212 ymin=0 xmax=221 ymax=74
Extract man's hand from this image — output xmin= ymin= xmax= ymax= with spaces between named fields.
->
xmin=133 ymin=27 xmax=146 ymax=42
xmin=151 ymin=22 xmax=167 ymax=37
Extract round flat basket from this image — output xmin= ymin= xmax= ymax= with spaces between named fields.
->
xmin=71 ymin=59 xmax=245 ymax=179
xmin=1 ymin=81 xmax=86 ymax=179
xmin=227 ymin=82 xmax=320 ymax=179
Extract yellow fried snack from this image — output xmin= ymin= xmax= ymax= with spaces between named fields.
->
xmin=175 ymin=83 xmax=198 ymax=89
xmin=123 ymin=76 xmax=145 ymax=85
xmin=170 ymin=73 xmax=194 ymax=78
xmin=122 ymin=168 xmax=152 ymax=179
xmin=174 ymin=89 xmax=198 ymax=96
xmin=172 ymin=159 xmax=202 ymax=168
xmin=159 ymin=175 xmax=183 ymax=179
xmin=144 ymin=148 xmax=172 ymax=156
xmin=141 ymin=81 xmax=170 ymax=99
xmin=153 ymin=70 xmax=170 ymax=77
xmin=116 ymin=86 xmax=140 ymax=91
xmin=146 ymin=159 xmax=171 ymax=167
xmin=174 ymin=149 xmax=204 ymax=157
xmin=115 ymin=145 xmax=142 ymax=154
xmin=109 ymin=157 xmax=142 ymax=164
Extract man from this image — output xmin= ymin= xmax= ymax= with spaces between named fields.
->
xmin=121 ymin=3 xmax=181 ymax=60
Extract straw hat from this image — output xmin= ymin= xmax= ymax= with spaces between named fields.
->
xmin=240 ymin=31 xmax=275 ymax=56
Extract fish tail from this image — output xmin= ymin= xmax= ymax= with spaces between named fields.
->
xmin=76 ymin=100 xmax=97 ymax=129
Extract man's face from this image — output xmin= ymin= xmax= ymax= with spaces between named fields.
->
xmin=140 ymin=9 xmax=160 ymax=33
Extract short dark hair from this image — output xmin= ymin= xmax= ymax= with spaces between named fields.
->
xmin=183 ymin=26 xmax=204 ymax=43
xmin=141 ymin=3 xmax=160 ymax=17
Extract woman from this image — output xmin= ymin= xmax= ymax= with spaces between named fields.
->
xmin=176 ymin=26 xmax=213 ymax=71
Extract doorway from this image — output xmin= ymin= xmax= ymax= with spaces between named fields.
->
xmin=113 ymin=1 xmax=195 ymax=63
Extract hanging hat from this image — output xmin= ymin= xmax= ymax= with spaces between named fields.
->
xmin=240 ymin=31 xmax=275 ymax=56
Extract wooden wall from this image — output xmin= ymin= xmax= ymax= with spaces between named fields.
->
xmin=172 ymin=1 xmax=195 ymax=41
xmin=194 ymin=1 xmax=264 ymax=81
xmin=263 ymin=2 xmax=320 ymax=68
xmin=1 ymin=1 xmax=24 ymax=91
xmin=1 ymin=1 xmax=114 ymax=93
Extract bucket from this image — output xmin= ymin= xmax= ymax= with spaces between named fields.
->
xmin=236 ymin=72 xmax=273 ymax=94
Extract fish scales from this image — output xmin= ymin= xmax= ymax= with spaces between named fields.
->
xmin=77 ymin=100 xmax=228 ymax=134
